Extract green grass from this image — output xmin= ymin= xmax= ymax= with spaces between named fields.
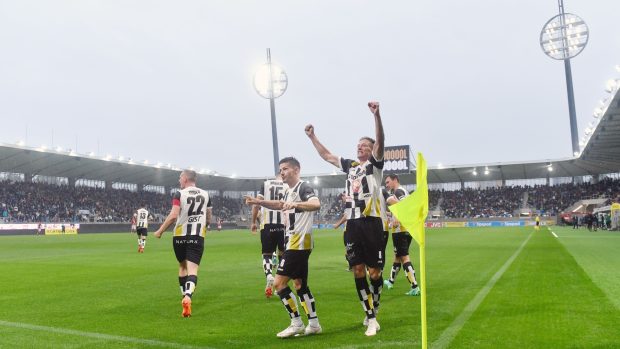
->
xmin=0 ymin=227 xmax=618 ymax=348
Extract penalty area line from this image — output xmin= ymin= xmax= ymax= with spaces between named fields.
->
xmin=551 ymin=231 xmax=558 ymax=238
xmin=431 ymin=230 xmax=535 ymax=349
xmin=0 ymin=320 xmax=212 ymax=349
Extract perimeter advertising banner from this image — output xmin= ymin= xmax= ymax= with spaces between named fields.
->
xmin=45 ymin=224 xmax=79 ymax=235
xmin=384 ymin=145 xmax=410 ymax=174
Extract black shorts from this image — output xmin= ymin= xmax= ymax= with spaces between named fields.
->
xmin=136 ymin=227 xmax=148 ymax=236
xmin=392 ymin=232 xmax=412 ymax=257
xmin=173 ymin=236 xmax=205 ymax=265
xmin=277 ymin=249 xmax=311 ymax=280
xmin=344 ymin=216 xmax=385 ymax=269
xmin=383 ymin=230 xmax=389 ymax=253
xmin=535 ymin=221 xmax=540 ymax=226
xmin=261 ymin=224 xmax=285 ymax=255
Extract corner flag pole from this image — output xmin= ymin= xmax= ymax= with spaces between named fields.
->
xmin=388 ymin=152 xmax=429 ymax=349
xmin=419 ymin=225 xmax=427 ymax=349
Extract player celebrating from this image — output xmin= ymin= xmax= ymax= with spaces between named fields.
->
xmin=305 ymin=101 xmax=385 ymax=336
xmin=250 ymin=175 xmax=288 ymax=298
xmin=154 ymin=170 xmax=212 ymax=318
xmin=383 ymin=174 xmax=420 ymax=296
xmin=245 ymin=157 xmax=322 ymax=338
xmin=136 ymin=203 xmax=149 ymax=253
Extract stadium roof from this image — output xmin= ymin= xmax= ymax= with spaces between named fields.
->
xmin=1 ymin=90 xmax=618 ymax=191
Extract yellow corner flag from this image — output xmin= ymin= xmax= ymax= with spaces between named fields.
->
xmin=388 ymin=152 xmax=429 ymax=349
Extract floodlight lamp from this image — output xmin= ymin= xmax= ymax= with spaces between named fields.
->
xmin=88 ymin=151 xmax=95 ymax=157
xmin=472 ymin=169 xmax=478 ymax=176
xmin=548 ymin=166 xmax=554 ymax=172
xmin=605 ymin=79 xmax=618 ymax=93
xmin=540 ymin=13 xmax=588 ymax=60
xmin=573 ymin=151 xmax=580 ymax=157
xmin=584 ymin=128 xmax=592 ymax=135
xmin=313 ymin=177 xmax=319 ymax=185
xmin=484 ymin=169 xmax=489 ymax=175
xmin=253 ymin=63 xmax=288 ymax=99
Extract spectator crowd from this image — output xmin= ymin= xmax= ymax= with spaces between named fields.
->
xmin=0 ymin=181 xmax=244 ymax=224
xmin=1 ymin=178 xmax=618 ymax=223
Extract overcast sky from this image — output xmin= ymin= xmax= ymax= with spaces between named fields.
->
xmin=1 ymin=1 xmax=618 ymax=178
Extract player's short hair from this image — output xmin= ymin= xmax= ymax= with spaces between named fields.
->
xmin=386 ymin=174 xmax=399 ymax=182
xmin=359 ymin=137 xmax=375 ymax=145
xmin=182 ymin=169 xmax=198 ymax=182
xmin=279 ymin=157 xmax=300 ymax=169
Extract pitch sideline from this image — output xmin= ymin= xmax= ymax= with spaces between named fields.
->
xmin=0 ymin=320 xmax=214 ymax=349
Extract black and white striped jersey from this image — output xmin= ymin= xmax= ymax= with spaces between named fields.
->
xmin=258 ymin=179 xmax=287 ymax=228
xmin=136 ymin=208 xmax=149 ymax=229
xmin=389 ymin=186 xmax=409 ymax=233
xmin=283 ymin=181 xmax=318 ymax=251
xmin=172 ymin=187 xmax=212 ymax=237
xmin=339 ymin=155 xmax=385 ymax=220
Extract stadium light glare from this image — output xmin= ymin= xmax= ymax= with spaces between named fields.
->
xmin=472 ymin=168 xmax=478 ymax=176
xmin=253 ymin=48 xmax=288 ymax=176
xmin=606 ymin=79 xmax=620 ymax=93
xmin=39 ymin=145 xmax=48 ymax=151
xmin=88 ymin=151 xmax=95 ymax=157
xmin=143 ymin=160 xmax=149 ymax=165
xmin=573 ymin=151 xmax=580 ymax=157
xmin=118 ymin=156 xmax=124 ymax=161
xmin=584 ymin=128 xmax=592 ymax=135
xmin=484 ymin=168 xmax=489 ymax=175
xmin=437 ymin=163 xmax=444 ymax=169
xmin=104 ymin=154 xmax=112 ymax=161
xmin=313 ymin=176 xmax=319 ymax=185
xmin=55 ymin=146 xmax=63 ymax=152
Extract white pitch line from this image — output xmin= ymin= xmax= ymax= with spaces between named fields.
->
xmin=431 ymin=231 xmax=534 ymax=349
xmin=551 ymin=231 xmax=558 ymax=238
xmin=0 ymin=320 xmax=213 ymax=349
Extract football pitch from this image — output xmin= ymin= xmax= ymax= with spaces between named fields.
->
xmin=1 ymin=226 xmax=619 ymax=349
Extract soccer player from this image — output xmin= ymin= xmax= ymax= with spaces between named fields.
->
xmin=245 ymin=157 xmax=322 ymax=338
xmin=305 ymin=101 xmax=385 ymax=336
xmin=250 ymin=176 xmax=288 ymax=298
xmin=130 ymin=213 xmax=137 ymax=234
xmin=135 ymin=203 xmax=149 ymax=253
xmin=154 ymin=169 xmax=212 ymax=318
xmin=535 ymin=215 xmax=541 ymax=231
xmin=383 ymin=174 xmax=420 ymax=296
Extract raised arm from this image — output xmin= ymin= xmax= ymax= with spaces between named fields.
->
xmin=368 ymin=101 xmax=385 ymax=161
xmin=305 ymin=124 xmax=340 ymax=167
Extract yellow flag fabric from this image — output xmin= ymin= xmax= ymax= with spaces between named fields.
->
xmin=388 ymin=152 xmax=429 ymax=247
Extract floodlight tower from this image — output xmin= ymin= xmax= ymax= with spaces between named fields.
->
xmin=253 ymin=49 xmax=289 ymax=175
xmin=539 ymin=0 xmax=589 ymax=156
